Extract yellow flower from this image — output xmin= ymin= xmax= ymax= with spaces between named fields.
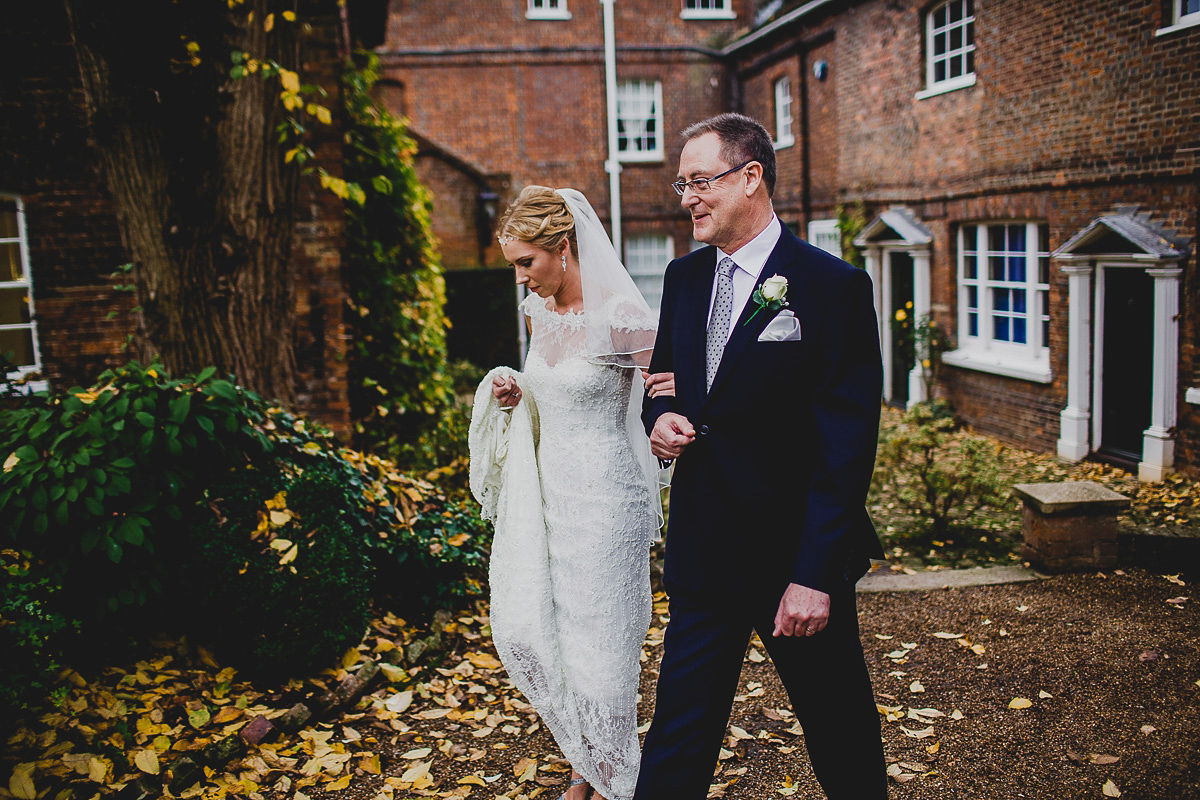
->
xmin=894 ymin=310 xmax=907 ymax=322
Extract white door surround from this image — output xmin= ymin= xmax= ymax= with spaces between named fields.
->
xmin=854 ymin=208 xmax=934 ymax=408
xmin=1053 ymin=208 xmax=1190 ymax=482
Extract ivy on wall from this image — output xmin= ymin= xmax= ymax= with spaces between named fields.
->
xmin=340 ymin=54 xmax=453 ymax=456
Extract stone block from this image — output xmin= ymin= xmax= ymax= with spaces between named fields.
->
xmin=275 ymin=702 xmax=312 ymax=734
xmin=1012 ymin=481 xmax=1131 ymax=573
xmin=239 ymin=714 xmax=277 ymax=745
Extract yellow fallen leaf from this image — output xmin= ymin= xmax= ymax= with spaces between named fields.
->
xmin=899 ymin=725 xmax=935 ymax=739
xmin=465 ymin=652 xmax=504 ymax=670
xmin=909 ymin=681 xmax=925 ymax=693
xmin=401 ymin=748 xmax=432 ymax=760
xmin=747 ymin=648 xmax=766 ymax=663
xmin=360 ymin=754 xmax=381 ymax=775
xmin=269 ymin=510 xmax=292 ymax=526
xmin=133 ymin=749 xmax=160 ymax=775
xmin=729 ymin=726 xmax=754 ymax=740
xmin=926 ymin=741 xmax=941 ymax=755
xmin=1102 ymin=778 xmax=1121 ymax=797
xmin=1039 ymin=690 xmax=1053 ymax=699
xmin=458 ymin=775 xmax=487 ymax=786
xmin=87 ymin=756 xmax=112 ymax=783
xmin=1009 ymin=698 xmax=1033 ymax=709
xmin=9 ymin=763 xmax=36 ymax=800
xmin=325 ymin=774 xmax=352 ymax=791
xmin=932 ymin=632 xmax=962 ymax=639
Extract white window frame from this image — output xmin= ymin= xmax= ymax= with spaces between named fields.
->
xmin=773 ymin=76 xmax=795 ymax=149
xmin=681 ymin=0 xmax=735 ymax=20
xmin=526 ymin=0 xmax=570 ymax=20
xmin=1156 ymin=0 xmax=1200 ymax=35
xmin=0 ymin=193 xmax=45 ymax=390
xmin=942 ymin=221 xmax=1051 ymax=383
xmin=916 ymin=0 xmax=976 ymax=99
xmin=616 ymin=80 xmax=664 ymax=162
xmin=625 ymin=234 xmax=674 ymax=313
xmin=807 ymin=219 xmax=841 ymax=258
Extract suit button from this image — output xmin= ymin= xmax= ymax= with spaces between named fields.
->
xmin=698 ymin=425 xmax=710 ymax=436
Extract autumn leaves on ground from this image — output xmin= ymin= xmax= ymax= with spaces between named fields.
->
xmin=5 ymin=569 xmax=1200 ymax=800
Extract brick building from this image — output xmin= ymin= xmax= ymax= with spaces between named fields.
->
xmin=383 ymin=0 xmax=1198 ymax=481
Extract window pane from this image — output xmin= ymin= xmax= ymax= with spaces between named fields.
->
xmin=1186 ymin=0 xmax=1200 ymax=15
xmin=949 ymin=55 xmax=963 ymax=79
xmin=967 ymin=285 xmax=977 ymax=310
xmin=966 ymin=49 xmax=974 ymax=74
xmin=966 ymin=20 xmax=975 ymax=45
xmin=950 ymin=26 xmax=962 ymax=50
xmin=949 ymin=0 xmax=963 ymax=22
xmin=989 ymin=226 xmax=1005 ymax=251
xmin=0 ymin=204 xmax=17 ymax=238
xmin=935 ymin=60 xmax=946 ymax=83
xmin=989 ymin=256 xmax=1004 ymax=281
xmin=993 ymin=316 xmax=1009 ymax=341
xmin=1008 ymin=223 xmax=1026 ymax=250
xmin=968 ymin=312 xmax=978 ymax=337
xmin=962 ymin=225 xmax=976 ymax=251
xmin=1039 ymin=257 xmax=1049 ymax=284
xmin=964 ymin=254 xmax=977 ymax=279
xmin=1 ymin=243 xmax=21 ymax=282
xmin=993 ymin=288 xmax=1009 ymax=312
xmin=0 ymin=328 xmax=34 ymax=367
xmin=0 ymin=287 xmax=31 ymax=325
xmin=1038 ymin=223 xmax=1049 ymax=252
xmin=1012 ymin=317 xmax=1026 ymax=344
xmin=1013 ymin=292 xmax=1026 ymax=313
xmin=934 ymin=6 xmax=946 ymax=27
xmin=1008 ymin=255 xmax=1026 ymax=282
xmin=934 ymin=31 xmax=946 ymax=55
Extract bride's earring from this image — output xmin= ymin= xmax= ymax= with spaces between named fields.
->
xmin=561 ymin=254 xmax=567 ymax=271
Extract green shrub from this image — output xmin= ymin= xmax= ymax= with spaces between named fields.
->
xmin=0 ymin=550 xmax=78 ymax=720
xmin=177 ymin=459 xmax=373 ymax=679
xmin=872 ymin=401 xmax=1009 ymax=540
xmin=346 ymin=451 xmax=491 ymax=615
xmin=0 ymin=361 xmax=271 ymax=622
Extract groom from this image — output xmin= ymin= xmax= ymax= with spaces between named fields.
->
xmin=637 ymin=113 xmax=887 ymax=798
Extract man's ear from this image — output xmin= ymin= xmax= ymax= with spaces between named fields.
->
xmin=743 ymin=161 xmax=763 ymax=197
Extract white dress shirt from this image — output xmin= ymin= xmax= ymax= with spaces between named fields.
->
xmin=707 ymin=215 xmax=784 ymax=345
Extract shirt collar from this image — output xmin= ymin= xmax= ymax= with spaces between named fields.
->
xmin=716 ymin=215 xmax=782 ymax=281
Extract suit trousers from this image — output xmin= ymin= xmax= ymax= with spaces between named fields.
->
xmin=633 ymin=584 xmax=886 ymax=799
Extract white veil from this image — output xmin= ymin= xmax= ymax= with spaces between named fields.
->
xmin=557 ymin=188 xmax=667 ymax=526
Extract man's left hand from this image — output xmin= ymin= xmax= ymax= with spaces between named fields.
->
xmin=772 ymin=583 xmax=831 ymax=638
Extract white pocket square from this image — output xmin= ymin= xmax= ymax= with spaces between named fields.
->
xmin=757 ymin=309 xmax=802 ymax=342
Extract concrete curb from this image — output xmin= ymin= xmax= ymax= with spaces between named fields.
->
xmin=856 ymin=565 xmax=1046 ymax=593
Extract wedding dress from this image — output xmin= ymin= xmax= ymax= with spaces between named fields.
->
xmin=470 ymin=292 xmax=658 ymax=800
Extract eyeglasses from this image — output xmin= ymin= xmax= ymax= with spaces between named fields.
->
xmin=671 ymin=161 xmax=752 ymax=196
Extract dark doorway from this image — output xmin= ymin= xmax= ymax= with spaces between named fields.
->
xmin=889 ymin=251 xmax=915 ymax=407
xmin=444 ymin=269 xmax=522 ymax=373
xmin=1097 ymin=267 xmax=1154 ymax=466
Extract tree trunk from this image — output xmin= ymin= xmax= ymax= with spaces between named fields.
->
xmin=64 ymin=0 xmax=299 ymax=403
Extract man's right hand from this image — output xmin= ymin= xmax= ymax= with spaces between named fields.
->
xmin=650 ymin=412 xmax=695 ymax=460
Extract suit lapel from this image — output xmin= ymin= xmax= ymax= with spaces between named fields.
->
xmin=679 ymin=251 xmax=717 ymax=405
xmin=705 ymin=233 xmax=803 ymax=401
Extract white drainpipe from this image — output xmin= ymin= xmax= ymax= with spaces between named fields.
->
xmin=600 ymin=0 xmax=622 ymax=255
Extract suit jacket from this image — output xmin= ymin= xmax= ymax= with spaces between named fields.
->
xmin=643 ymin=228 xmax=885 ymax=598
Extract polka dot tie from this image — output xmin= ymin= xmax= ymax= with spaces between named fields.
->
xmin=705 ymin=257 xmax=737 ymax=392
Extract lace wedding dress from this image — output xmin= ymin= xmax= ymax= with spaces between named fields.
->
xmin=470 ymin=292 xmax=658 ymax=800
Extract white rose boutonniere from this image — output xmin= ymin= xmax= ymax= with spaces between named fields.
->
xmin=744 ymin=274 xmax=789 ymax=325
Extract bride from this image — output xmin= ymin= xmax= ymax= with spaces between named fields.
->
xmin=469 ymin=186 xmax=667 ymax=800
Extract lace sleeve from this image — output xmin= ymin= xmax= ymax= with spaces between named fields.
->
xmin=597 ymin=295 xmax=657 ymax=369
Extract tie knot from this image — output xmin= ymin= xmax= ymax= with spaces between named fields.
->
xmin=717 ymin=257 xmax=737 ymax=279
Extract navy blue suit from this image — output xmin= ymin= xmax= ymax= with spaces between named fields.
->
xmin=636 ymin=229 xmax=887 ymax=798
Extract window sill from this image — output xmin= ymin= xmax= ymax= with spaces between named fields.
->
xmin=681 ymin=10 xmax=736 ymax=20
xmin=617 ymin=152 xmax=664 ymax=164
xmin=526 ymin=10 xmax=572 ymax=19
xmin=1155 ymin=16 xmax=1200 ymax=36
xmin=773 ymin=137 xmax=794 ymax=150
xmin=915 ymin=74 xmax=977 ymax=100
xmin=941 ymin=347 xmax=1052 ymax=383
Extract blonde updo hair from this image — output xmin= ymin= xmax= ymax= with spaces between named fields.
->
xmin=496 ymin=186 xmax=578 ymax=259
